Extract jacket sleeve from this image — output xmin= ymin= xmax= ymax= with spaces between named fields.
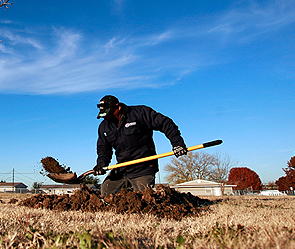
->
xmin=140 ymin=106 xmax=186 ymax=148
xmin=96 ymin=123 xmax=113 ymax=167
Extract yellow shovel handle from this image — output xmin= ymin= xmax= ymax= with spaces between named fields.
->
xmin=106 ymin=139 xmax=222 ymax=170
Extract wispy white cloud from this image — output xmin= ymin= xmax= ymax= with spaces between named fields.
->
xmin=143 ymin=31 xmax=174 ymax=46
xmin=54 ymin=28 xmax=81 ymax=59
xmin=0 ymin=43 xmax=13 ymax=53
xmin=104 ymin=36 xmax=128 ymax=53
xmin=0 ymin=27 xmax=157 ymax=94
xmin=110 ymin=0 xmax=126 ymax=15
xmin=0 ymin=24 xmax=200 ymax=94
xmin=208 ymin=0 xmax=295 ymax=43
xmin=0 ymin=20 xmax=12 ymax=24
xmin=0 ymin=0 xmax=294 ymax=94
xmin=1 ymin=29 xmax=43 ymax=50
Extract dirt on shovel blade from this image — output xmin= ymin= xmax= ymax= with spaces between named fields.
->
xmin=18 ymin=185 xmax=214 ymax=220
xmin=40 ymin=156 xmax=72 ymax=175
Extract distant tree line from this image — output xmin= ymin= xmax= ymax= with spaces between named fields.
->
xmin=165 ymin=152 xmax=295 ymax=193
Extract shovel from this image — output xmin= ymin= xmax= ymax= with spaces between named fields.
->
xmin=47 ymin=139 xmax=223 ymax=184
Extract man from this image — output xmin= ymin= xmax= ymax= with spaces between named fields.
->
xmin=94 ymin=95 xmax=187 ymax=196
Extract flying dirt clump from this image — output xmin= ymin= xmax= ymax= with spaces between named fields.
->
xmin=19 ymin=185 xmax=214 ymax=220
xmin=40 ymin=156 xmax=72 ymax=175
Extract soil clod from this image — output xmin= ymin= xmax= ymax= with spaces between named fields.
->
xmin=40 ymin=156 xmax=72 ymax=175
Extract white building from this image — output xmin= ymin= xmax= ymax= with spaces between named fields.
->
xmin=0 ymin=182 xmax=28 ymax=193
xmin=39 ymin=184 xmax=97 ymax=195
xmin=171 ymin=179 xmax=237 ymax=196
xmin=259 ymin=190 xmax=287 ymax=196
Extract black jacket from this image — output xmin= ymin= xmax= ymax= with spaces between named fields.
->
xmin=96 ymin=104 xmax=186 ymax=178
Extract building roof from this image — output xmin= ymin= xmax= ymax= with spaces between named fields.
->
xmin=39 ymin=184 xmax=94 ymax=189
xmin=171 ymin=179 xmax=237 ymax=188
xmin=0 ymin=182 xmax=28 ymax=188
xmin=40 ymin=184 xmax=81 ymax=189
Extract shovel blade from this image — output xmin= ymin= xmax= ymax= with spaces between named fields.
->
xmin=47 ymin=173 xmax=81 ymax=184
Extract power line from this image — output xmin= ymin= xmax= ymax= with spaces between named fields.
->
xmin=14 ymin=170 xmax=43 ymax=181
xmin=0 ymin=170 xmax=46 ymax=185
xmin=1 ymin=176 xmax=12 ymax=182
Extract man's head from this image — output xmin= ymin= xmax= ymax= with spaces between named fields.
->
xmin=97 ymin=95 xmax=119 ymax=119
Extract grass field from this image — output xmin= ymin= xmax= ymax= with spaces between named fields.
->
xmin=0 ymin=193 xmax=294 ymax=248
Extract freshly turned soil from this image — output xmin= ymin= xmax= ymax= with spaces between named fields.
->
xmin=18 ymin=185 xmax=214 ymax=220
xmin=33 ymin=156 xmax=214 ymax=220
xmin=40 ymin=156 xmax=72 ymax=175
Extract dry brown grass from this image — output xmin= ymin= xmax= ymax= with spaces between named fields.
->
xmin=0 ymin=193 xmax=36 ymax=201
xmin=0 ymin=194 xmax=294 ymax=248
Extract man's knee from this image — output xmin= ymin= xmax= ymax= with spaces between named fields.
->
xmin=130 ymin=174 xmax=155 ymax=191
xmin=101 ymin=178 xmax=129 ymax=196
xmin=101 ymin=181 xmax=111 ymax=196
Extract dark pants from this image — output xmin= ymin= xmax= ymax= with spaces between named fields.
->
xmin=101 ymin=174 xmax=155 ymax=196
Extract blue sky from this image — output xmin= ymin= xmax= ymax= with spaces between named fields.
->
xmin=0 ymin=0 xmax=294 ymax=188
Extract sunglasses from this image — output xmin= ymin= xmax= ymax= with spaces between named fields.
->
xmin=97 ymin=102 xmax=117 ymax=109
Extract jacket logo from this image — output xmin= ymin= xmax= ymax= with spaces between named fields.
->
xmin=125 ymin=122 xmax=136 ymax=128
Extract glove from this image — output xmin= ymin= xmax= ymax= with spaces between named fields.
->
xmin=173 ymin=145 xmax=188 ymax=158
xmin=93 ymin=165 xmax=106 ymax=175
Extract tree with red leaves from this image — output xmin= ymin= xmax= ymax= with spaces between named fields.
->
xmin=275 ymin=156 xmax=295 ymax=192
xmin=227 ymin=167 xmax=262 ymax=190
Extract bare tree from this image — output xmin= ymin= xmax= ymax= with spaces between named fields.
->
xmin=0 ymin=0 xmax=14 ymax=10
xmin=164 ymin=151 xmax=239 ymax=194
xmin=32 ymin=182 xmax=42 ymax=189
xmin=209 ymin=151 xmax=239 ymax=195
xmin=164 ymin=151 xmax=216 ymax=185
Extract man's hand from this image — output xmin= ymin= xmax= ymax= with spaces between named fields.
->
xmin=93 ymin=165 xmax=106 ymax=175
xmin=173 ymin=145 xmax=188 ymax=158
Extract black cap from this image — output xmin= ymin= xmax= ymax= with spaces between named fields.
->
xmin=97 ymin=95 xmax=119 ymax=119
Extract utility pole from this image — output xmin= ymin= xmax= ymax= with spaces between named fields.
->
xmin=12 ymin=168 xmax=14 ymax=192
